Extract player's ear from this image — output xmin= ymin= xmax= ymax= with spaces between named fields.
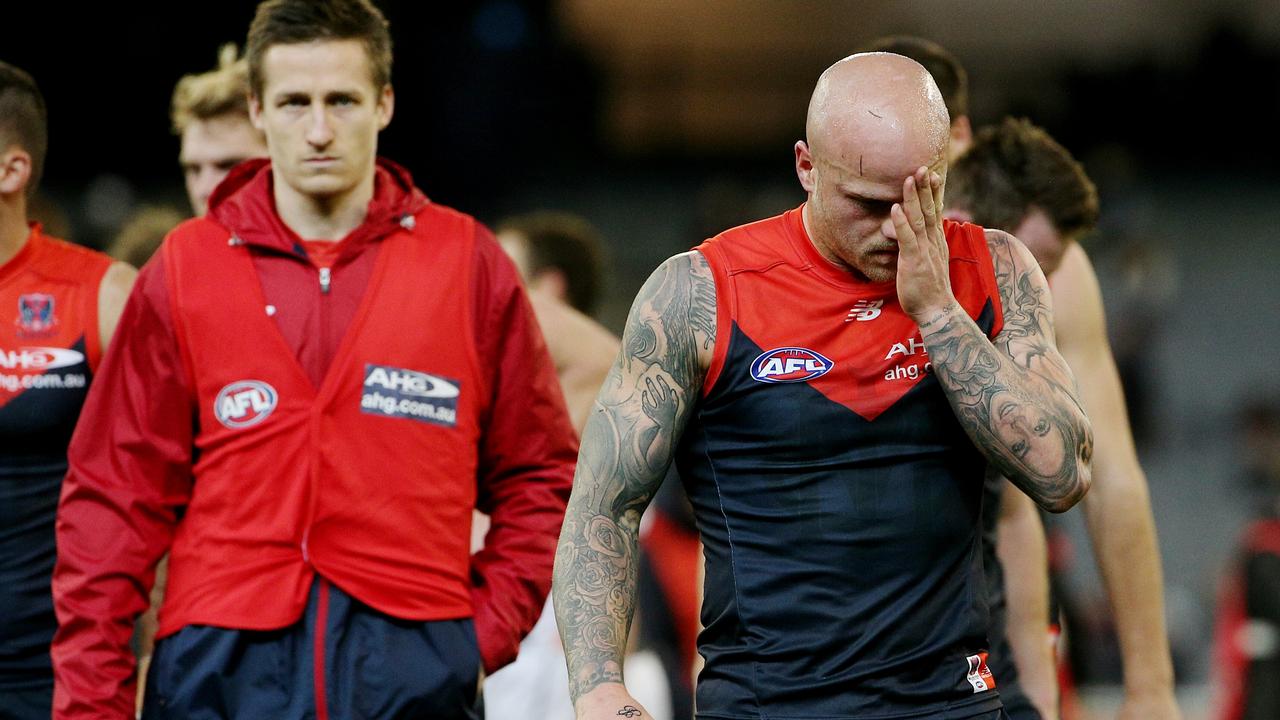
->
xmin=376 ymin=84 xmax=394 ymax=131
xmin=795 ymin=141 xmax=816 ymax=193
xmin=0 ymin=149 xmax=32 ymax=196
xmin=249 ymin=93 xmax=265 ymax=131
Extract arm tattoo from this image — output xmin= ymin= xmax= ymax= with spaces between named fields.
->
xmin=553 ymin=252 xmax=715 ymax=701
xmin=919 ymin=231 xmax=1092 ymax=512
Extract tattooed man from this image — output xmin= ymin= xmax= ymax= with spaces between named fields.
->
xmin=553 ymin=53 xmax=1093 ymax=720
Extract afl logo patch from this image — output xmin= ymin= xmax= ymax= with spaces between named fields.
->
xmin=214 ymin=380 xmax=278 ymax=429
xmin=749 ymin=347 xmax=833 ymax=384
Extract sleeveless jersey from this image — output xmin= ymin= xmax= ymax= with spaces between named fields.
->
xmin=0 ymin=227 xmax=110 ymax=684
xmin=679 ymin=206 xmax=1005 ymax=719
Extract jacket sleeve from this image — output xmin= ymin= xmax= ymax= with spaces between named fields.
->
xmin=468 ymin=226 xmax=577 ymax=673
xmin=51 ymin=255 xmax=195 ymax=718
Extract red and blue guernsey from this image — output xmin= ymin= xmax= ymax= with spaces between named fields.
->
xmin=0 ymin=227 xmax=110 ymax=690
xmin=678 ymin=206 xmax=1005 ymax=719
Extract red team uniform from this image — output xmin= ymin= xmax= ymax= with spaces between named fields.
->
xmin=0 ymin=228 xmax=112 ymax=716
xmin=51 ymin=159 xmax=576 ymax=718
xmin=677 ymin=208 xmax=1008 ymax=718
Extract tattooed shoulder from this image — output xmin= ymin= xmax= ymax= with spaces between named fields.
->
xmin=623 ymin=251 xmax=717 ymax=379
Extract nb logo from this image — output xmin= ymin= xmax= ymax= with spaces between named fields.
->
xmin=845 ymin=299 xmax=884 ymax=322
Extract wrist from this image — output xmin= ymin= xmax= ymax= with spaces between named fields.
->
xmin=1123 ymin=669 xmax=1176 ymax=697
xmin=913 ymin=301 xmax=961 ymax=332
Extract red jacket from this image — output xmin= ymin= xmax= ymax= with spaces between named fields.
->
xmin=52 ymin=159 xmax=577 ymax=716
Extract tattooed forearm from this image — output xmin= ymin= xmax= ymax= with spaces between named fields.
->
xmin=553 ymin=252 xmax=715 ymax=702
xmin=918 ymin=231 xmax=1092 ymax=512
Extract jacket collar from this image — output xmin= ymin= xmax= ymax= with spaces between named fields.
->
xmin=207 ymin=157 xmax=430 ymax=255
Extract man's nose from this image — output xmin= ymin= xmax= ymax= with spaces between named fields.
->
xmin=306 ymin=106 xmax=335 ymax=147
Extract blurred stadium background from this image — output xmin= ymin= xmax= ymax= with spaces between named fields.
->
xmin=9 ymin=1 xmax=1280 ymax=717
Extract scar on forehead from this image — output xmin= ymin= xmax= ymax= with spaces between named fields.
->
xmin=867 ymin=109 xmax=883 ymax=119
xmin=859 ymin=155 xmax=864 ymax=176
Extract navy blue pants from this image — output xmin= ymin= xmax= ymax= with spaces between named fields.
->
xmin=0 ymin=680 xmax=52 ymax=720
xmin=142 ymin=578 xmax=482 ymax=719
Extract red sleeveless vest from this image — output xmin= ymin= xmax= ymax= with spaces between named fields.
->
xmin=158 ymin=208 xmax=485 ymax=636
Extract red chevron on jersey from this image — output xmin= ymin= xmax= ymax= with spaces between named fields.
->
xmin=698 ymin=205 xmax=1003 ymax=421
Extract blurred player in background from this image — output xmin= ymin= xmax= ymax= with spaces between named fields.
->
xmin=0 ymin=61 xmax=135 ymax=720
xmin=50 ymin=1 xmax=576 ymax=717
xmin=496 ymin=212 xmax=619 ymax=433
xmin=944 ymin=113 xmax=1180 ymax=720
xmin=172 ymin=44 xmax=267 ymax=217
xmin=484 ymin=211 xmax=650 ymax=719
xmin=1213 ymin=399 xmax=1280 ymax=720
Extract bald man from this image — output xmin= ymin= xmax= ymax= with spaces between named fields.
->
xmin=552 ymin=53 xmax=1092 ymax=720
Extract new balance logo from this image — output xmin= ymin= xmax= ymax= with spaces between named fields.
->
xmin=845 ymin=299 xmax=884 ymax=322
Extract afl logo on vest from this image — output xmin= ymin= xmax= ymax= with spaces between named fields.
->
xmin=749 ymin=347 xmax=834 ymax=384
xmin=214 ymin=380 xmax=279 ymax=429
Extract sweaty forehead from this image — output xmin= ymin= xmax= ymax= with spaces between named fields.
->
xmin=818 ymin=140 xmax=946 ymax=198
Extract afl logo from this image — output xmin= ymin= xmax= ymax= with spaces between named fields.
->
xmin=214 ymin=380 xmax=278 ymax=429
xmin=749 ymin=347 xmax=834 ymax=384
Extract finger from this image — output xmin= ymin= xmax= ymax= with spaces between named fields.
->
xmin=930 ymin=171 xmax=944 ymax=217
xmin=899 ymin=175 xmax=929 ymax=249
xmin=890 ymin=202 xmax=918 ymax=256
xmin=915 ymin=167 xmax=938 ymax=229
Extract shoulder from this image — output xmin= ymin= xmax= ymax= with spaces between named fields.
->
xmin=163 ymin=216 xmax=237 ymax=253
xmin=700 ymin=209 xmax=803 ymax=273
xmin=1048 ymin=243 xmax=1107 ymax=349
xmin=628 ymin=251 xmax=716 ymax=369
xmin=410 ymin=201 xmax=484 ymax=241
xmin=28 ymin=233 xmax=113 ymax=282
xmin=99 ymin=261 xmax=138 ymax=297
xmin=984 ymin=228 xmax=1050 ymax=294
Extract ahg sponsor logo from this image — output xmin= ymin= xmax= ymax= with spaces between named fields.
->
xmin=214 ymin=380 xmax=278 ymax=429
xmin=0 ymin=346 xmax=85 ymax=371
xmin=362 ymin=364 xmax=460 ymax=427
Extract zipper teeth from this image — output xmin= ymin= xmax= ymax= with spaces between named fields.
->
xmin=319 ymin=267 xmax=331 ymax=294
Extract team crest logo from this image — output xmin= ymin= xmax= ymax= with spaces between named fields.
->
xmin=214 ymin=380 xmax=278 ymax=429
xmin=16 ymin=293 xmax=58 ymax=337
xmin=964 ymin=652 xmax=997 ymax=693
xmin=749 ymin=347 xmax=834 ymax=384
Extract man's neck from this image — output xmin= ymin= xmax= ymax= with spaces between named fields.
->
xmin=0 ymin=198 xmax=31 ymax=267
xmin=273 ymin=174 xmax=375 ymax=243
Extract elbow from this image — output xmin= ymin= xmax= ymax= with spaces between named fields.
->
xmin=1039 ymin=446 xmax=1093 ymax=514
xmin=1040 ymin=472 xmax=1090 ymax=514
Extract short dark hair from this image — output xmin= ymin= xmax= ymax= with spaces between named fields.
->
xmin=499 ymin=212 xmax=606 ymax=314
xmin=246 ymin=0 xmax=392 ymax=97
xmin=860 ymin=36 xmax=968 ymax=120
xmin=948 ymin=117 xmax=1099 ymax=240
xmin=0 ymin=61 xmax=48 ymax=197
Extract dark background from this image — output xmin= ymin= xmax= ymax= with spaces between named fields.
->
xmin=8 ymin=1 xmax=1280 ymax=713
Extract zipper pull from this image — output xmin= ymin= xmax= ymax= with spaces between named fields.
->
xmin=319 ymin=267 xmax=331 ymax=294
